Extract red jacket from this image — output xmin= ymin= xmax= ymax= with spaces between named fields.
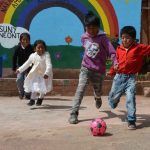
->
xmin=109 ymin=43 xmax=150 ymax=75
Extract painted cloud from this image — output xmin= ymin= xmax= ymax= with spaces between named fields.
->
xmin=0 ymin=23 xmax=29 ymax=48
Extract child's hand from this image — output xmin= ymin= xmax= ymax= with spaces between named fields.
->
xmin=16 ymin=70 xmax=20 ymax=74
xmin=107 ymin=65 xmax=117 ymax=77
xmin=106 ymin=72 xmax=114 ymax=77
xmin=114 ymin=64 xmax=118 ymax=71
xmin=44 ymin=74 xmax=49 ymax=79
xmin=106 ymin=72 xmax=111 ymax=77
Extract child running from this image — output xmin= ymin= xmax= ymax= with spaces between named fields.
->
xmin=108 ymin=26 xmax=150 ymax=130
xmin=68 ymin=12 xmax=118 ymax=124
xmin=16 ymin=40 xmax=53 ymax=106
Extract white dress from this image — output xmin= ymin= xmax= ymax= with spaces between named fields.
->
xmin=18 ymin=52 xmax=53 ymax=94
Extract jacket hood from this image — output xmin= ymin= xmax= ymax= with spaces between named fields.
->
xmin=85 ymin=30 xmax=106 ymax=37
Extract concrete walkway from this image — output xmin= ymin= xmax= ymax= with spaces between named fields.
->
xmin=0 ymin=96 xmax=150 ymax=150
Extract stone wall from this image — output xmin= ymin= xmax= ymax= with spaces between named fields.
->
xmin=1 ymin=69 xmax=150 ymax=96
xmin=0 ymin=78 xmax=149 ymax=96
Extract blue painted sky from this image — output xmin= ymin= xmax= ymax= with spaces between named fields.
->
xmin=29 ymin=1 xmax=142 ymax=46
xmin=111 ymin=0 xmax=142 ymax=41
xmin=29 ymin=7 xmax=84 ymax=46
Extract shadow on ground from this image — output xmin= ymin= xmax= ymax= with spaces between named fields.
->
xmin=30 ymin=104 xmax=86 ymax=111
xmin=44 ymin=97 xmax=72 ymax=101
xmin=101 ymin=110 xmax=150 ymax=129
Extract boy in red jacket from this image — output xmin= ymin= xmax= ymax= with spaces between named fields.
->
xmin=108 ymin=26 xmax=150 ymax=130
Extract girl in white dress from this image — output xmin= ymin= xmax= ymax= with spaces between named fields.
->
xmin=16 ymin=40 xmax=53 ymax=106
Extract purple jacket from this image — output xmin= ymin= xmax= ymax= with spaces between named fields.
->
xmin=81 ymin=31 xmax=117 ymax=74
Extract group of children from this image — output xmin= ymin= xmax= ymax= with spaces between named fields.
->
xmin=12 ymin=12 xmax=150 ymax=130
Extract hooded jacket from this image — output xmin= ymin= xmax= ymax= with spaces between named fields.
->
xmin=81 ymin=31 xmax=117 ymax=74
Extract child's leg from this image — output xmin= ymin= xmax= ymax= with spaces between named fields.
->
xmin=125 ymin=75 xmax=136 ymax=123
xmin=90 ymin=72 xmax=104 ymax=109
xmin=16 ymin=72 xmax=25 ymax=99
xmin=27 ymin=92 xmax=37 ymax=106
xmin=71 ymin=67 xmax=89 ymax=113
xmin=39 ymin=93 xmax=44 ymax=99
xmin=108 ymin=74 xmax=125 ymax=109
xmin=69 ymin=67 xmax=89 ymax=124
xmin=31 ymin=92 xmax=38 ymax=100
xmin=36 ymin=93 xmax=44 ymax=106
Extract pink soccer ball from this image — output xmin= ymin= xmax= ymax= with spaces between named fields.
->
xmin=90 ymin=118 xmax=107 ymax=136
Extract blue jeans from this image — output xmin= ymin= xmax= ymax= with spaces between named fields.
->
xmin=16 ymin=71 xmax=27 ymax=97
xmin=71 ymin=66 xmax=104 ymax=114
xmin=108 ymin=73 xmax=136 ymax=122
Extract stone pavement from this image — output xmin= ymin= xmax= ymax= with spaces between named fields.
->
xmin=0 ymin=95 xmax=150 ymax=150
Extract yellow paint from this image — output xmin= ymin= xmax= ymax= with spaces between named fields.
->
xmin=125 ymin=0 xmax=129 ymax=4
xmin=4 ymin=0 xmax=24 ymax=23
xmin=88 ymin=0 xmax=110 ymax=35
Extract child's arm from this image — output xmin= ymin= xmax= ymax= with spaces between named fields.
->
xmin=102 ymin=36 xmax=118 ymax=65
xmin=17 ymin=54 xmax=33 ymax=73
xmin=44 ymin=52 xmax=53 ymax=77
xmin=107 ymin=63 xmax=119 ymax=76
xmin=140 ymin=44 xmax=150 ymax=56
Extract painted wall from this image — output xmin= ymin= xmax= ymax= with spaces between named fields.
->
xmin=0 ymin=0 xmax=142 ymax=69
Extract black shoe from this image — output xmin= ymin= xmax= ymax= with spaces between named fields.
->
xmin=128 ymin=121 xmax=136 ymax=130
xmin=68 ymin=112 xmax=79 ymax=124
xmin=24 ymin=92 xmax=31 ymax=100
xmin=27 ymin=99 xmax=35 ymax=106
xmin=36 ymin=98 xmax=43 ymax=106
xmin=95 ymin=98 xmax=102 ymax=109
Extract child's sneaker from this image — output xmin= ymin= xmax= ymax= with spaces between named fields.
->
xmin=128 ymin=121 xmax=136 ymax=130
xmin=27 ymin=99 xmax=35 ymax=106
xmin=36 ymin=98 xmax=43 ymax=106
xmin=95 ymin=97 xmax=102 ymax=109
xmin=68 ymin=112 xmax=78 ymax=124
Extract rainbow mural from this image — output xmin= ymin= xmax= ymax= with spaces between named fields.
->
xmin=0 ymin=0 xmax=119 ymax=69
xmin=0 ymin=0 xmax=119 ymax=37
xmin=0 ymin=0 xmax=142 ymax=71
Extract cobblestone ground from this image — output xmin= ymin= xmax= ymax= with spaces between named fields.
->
xmin=0 ymin=96 xmax=150 ymax=150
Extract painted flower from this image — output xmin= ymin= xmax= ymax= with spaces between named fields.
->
xmin=65 ymin=35 xmax=72 ymax=45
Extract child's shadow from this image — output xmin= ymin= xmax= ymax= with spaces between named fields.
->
xmin=135 ymin=114 xmax=150 ymax=129
xmin=101 ymin=110 xmax=150 ymax=129
xmin=30 ymin=104 xmax=86 ymax=111
xmin=44 ymin=97 xmax=71 ymax=101
xmin=101 ymin=110 xmax=126 ymax=122
xmin=30 ymin=97 xmax=86 ymax=110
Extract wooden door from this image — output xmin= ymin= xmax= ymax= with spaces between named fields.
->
xmin=141 ymin=0 xmax=150 ymax=44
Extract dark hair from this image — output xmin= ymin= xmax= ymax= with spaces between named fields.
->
xmin=120 ymin=26 xmax=136 ymax=39
xmin=19 ymin=32 xmax=30 ymax=41
xmin=34 ymin=40 xmax=47 ymax=51
xmin=84 ymin=11 xmax=100 ymax=27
